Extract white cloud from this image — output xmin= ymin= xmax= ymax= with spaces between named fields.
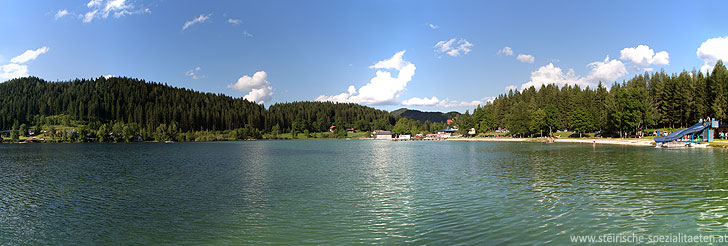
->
xmin=10 ymin=47 xmax=49 ymax=64
xmin=498 ymin=46 xmax=513 ymax=56
xmin=83 ymin=9 xmax=98 ymax=22
xmin=78 ymin=0 xmax=149 ymax=23
xmin=228 ymin=71 xmax=274 ymax=104
xmin=427 ymin=23 xmax=439 ymax=29
xmin=697 ymin=36 xmax=728 ymax=73
xmin=585 ymin=56 xmax=627 ymax=83
xmin=1 ymin=64 xmax=29 ymax=81
xmin=1 ymin=46 xmax=49 ymax=81
xmin=518 ymin=56 xmax=626 ymax=91
xmin=103 ymin=74 xmax=114 ymax=79
xmin=55 ymin=9 xmax=69 ymax=19
xmin=652 ymin=51 xmax=669 ymax=65
xmin=520 ymin=63 xmax=584 ymax=90
xmin=401 ymin=96 xmax=483 ymax=108
xmin=243 ymin=31 xmax=253 ymax=38
xmin=316 ymin=50 xmax=416 ymax=105
xmin=401 ymin=96 xmax=442 ymax=106
xmin=228 ymin=18 xmax=241 ymax=25
xmin=184 ymin=66 xmax=204 ymax=79
xmin=434 ymin=38 xmax=473 ymax=57
xmin=505 ymin=85 xmax=517 ymax=91
xmin=619 ymin=45 xmax=669 ymax=67
xmin=370 ymin=50 xmax=407 ymax=70
xmin=243 ymin=87 xmax=274 ymax=104
xmin=229 ymin=71 xmax=267 ymax=91
xmin=87 ymin=0 xmax=102 ymax=8
xmin=102 ymin=0 xmax=128 ymax=18
xmin=516 ymin=54 xmax=534 ymax=64
xmin=183 ymin=14 xmax=211 ymax=30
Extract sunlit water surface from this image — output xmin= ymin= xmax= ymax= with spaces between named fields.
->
xmin=1 ymin=141 xmax=728 ymax=244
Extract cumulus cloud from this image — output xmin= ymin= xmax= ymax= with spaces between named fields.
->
xmin=401 ymin=96 xmax=484 ymax=108
xmin=518 ymin=56 xmax=626 ymax=91
xmin=505 ymin=85 xmax=517 ymax=92
xmin=10 ymin=47 xmax=49 ymax=64
xmin=55 ymin=9 xmax=69 ymax=19
xmin=227 ymin=18 xmax=241 ymax=25
xmin=619 ymin=45 xmax=669 ymax=68
xmin=1 ymin=46 xmax=49 ymax=81
xmin=316 ymin=50 xmax=416 ymax=105
xmin=516 ymin=54 xmax=535 ymax=64
xmin=183 ymin=14 xmax=211 ymax=30
xmin=434 ymin=38 xmax=473 ymax=57
xmin=1 ymin=64 xmax=29 ymax=81
xmin=697 ymin=36 xmax=728 ymax=74
xmin=427 ymin=23 xmax=439 ymax=29
xmin=228 ymin=71 xmax=274 ymax=104
xmin=75 ymin=0 xmax=149 ymax=23
xmin=497 ymin=46 xmax=513 ymax=56
xmin=243 ymin=87 xmax=274 ymax=104
xmin=585 ymin=56 xmax=627 ymax=82
xmin=519 ymin=63 xmax=583 ymax=90
xmin=184 ymin=66 xmax=204 ymax=79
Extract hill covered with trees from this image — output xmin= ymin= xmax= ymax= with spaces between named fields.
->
xmin=0 ymin=76 xmax=395 ymax=142
xmin=390 ymin=108 xmax=459 ymax=124
xmin=456 ymin=61 xmax=728 ymax=137
xmin=3 ymin=60 xmax=725 ymax=142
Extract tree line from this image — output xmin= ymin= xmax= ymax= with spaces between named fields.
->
xmin=3 ymin=60 xmax=726 ymax=142
xmin=0 ymin=76 xmax=396 ymax=142
xmin=456 ymin=61 xmax=728 ymax=137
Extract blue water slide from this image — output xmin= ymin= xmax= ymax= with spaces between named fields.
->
xmin=654 ymin=122 xmax=708 ymax=143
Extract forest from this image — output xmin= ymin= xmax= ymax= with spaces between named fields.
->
xmin=1 ymin=60 xmax=726 ymax=142
xmin=390 ymin=108 xmax=458 ymax=123
xmin=456 ymin=61 xmax=728 ymax=137
xmin=0 ymin=76 xmax=397 ymax=142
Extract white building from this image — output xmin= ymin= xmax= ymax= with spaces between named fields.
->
xmin=374 ymin=131 xmax=396 ymax=140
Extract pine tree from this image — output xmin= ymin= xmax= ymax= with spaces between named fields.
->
xmin=570 ymin=107 xmax=594 ymax=138
xmin=11 ymin=121 xmax=19 ymax=141
xmin=529 ymin=108 xmax=546 ymax=137
xmin=19 ymin=123 xmax=28 ymax=137
xmin=544 ymin=104 xmax=561 ymax=136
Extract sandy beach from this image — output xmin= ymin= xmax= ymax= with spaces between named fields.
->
xmin=448 ymin=137 xmax=656 ymax=146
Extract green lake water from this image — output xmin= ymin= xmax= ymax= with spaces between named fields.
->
xmin=1 ymin=140 xmax=728 ymax=244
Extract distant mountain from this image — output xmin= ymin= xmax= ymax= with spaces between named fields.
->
xmin=390 ymin=108 xmax=459 ymax=123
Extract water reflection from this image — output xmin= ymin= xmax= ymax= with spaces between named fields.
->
xmin=2 ymin=141 xmax=728 ymax=244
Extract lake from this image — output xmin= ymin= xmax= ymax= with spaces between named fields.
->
xmin=1 ymin=140 xmax=728 ymax=244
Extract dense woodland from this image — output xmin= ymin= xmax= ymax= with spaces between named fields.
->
xmin=457 ymin=61 xmax=728 ymax=137
xmin=2 ymin=61 xmax=726 ymax=142
xmin=390 ymin=108 xmax=458 ymax=123
xmin=0 ymin=76 xmax=395 ymax=142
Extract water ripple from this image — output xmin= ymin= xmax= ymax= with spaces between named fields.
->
xmin=1 ymin=141 xmax=727 ymax=244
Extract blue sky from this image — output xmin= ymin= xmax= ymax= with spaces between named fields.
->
xmin=2 ymin=0 xmax=727 ymax=112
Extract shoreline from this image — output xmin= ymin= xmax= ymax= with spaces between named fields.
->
xmin=3 ymin=137 xmax=725 ymax=148
xmin=448 ymin=137 xmax=656 ymax=147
